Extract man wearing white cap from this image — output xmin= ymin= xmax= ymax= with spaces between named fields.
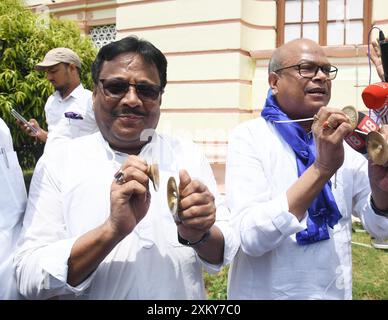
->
xmin=17 ymin=47 xmax=98 ymax=150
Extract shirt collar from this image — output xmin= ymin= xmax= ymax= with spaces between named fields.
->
xmin=54 ymin=83 xmax=85 ymax=102
xmin=97 ymin=130 xmax=161 ymax=165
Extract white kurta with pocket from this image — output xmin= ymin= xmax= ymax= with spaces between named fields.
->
xmin=44 ymin=84 xmax=98 ymax=151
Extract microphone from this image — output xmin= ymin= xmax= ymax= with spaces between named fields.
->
xmin=344 ymin=111 xmax=379 ymax=155
xmin=379 ymin=30 xmax=388 ymax=82
xmin=361 ymin=82 xmax=388 ymax=110
xmin=362 ymin=31 xmax=388 ymax=110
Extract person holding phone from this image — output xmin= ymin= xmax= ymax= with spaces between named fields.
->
xmin=17 ymin=48 xmax=98 ymax=150
xmin=0 ymin=117 xmax=26 ymax=299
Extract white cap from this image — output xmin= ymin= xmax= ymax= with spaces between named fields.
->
xmin=35 ymin=47 xmax=81 ymax=70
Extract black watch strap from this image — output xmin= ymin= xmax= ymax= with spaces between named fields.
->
xmin=177 ymin=230 xmax=211 ymax=247
xmin=371 ymin=196 xmax=388 ymax=218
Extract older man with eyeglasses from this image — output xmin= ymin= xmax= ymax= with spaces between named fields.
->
xmin=226 ymin=38 xmax=388 ymax=300
xmin=14 ymin=36 xmax=239 ymax=299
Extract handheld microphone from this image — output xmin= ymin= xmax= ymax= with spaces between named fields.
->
xmin=379 ymin=30 xmax=388 ymax=82
xmin=345 ymin=112 xmax=379 ymax=155
xmin=361 ymin=82 xmax=388 ymax=110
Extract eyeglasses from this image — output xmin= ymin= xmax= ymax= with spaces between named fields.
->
xmin=274 ymin=62 xmax=338 ymax=80
xmin=99 ymin=79 xmax=163 ymax=101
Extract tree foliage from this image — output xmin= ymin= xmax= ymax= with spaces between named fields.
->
xmin=0 ymin=0 xmax=97 ymax=168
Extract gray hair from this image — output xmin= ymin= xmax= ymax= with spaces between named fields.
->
xmin=268 ymin=50 xmax=283 ymax=74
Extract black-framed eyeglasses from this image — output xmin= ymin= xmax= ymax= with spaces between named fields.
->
xmin=99 ymin=78 xmax=163 ymax=101
xmin=274 ymin=62 xmax=338 ymax=80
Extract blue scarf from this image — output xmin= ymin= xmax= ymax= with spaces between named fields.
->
xmin=261 ymin=90 xmax=342 ymax=245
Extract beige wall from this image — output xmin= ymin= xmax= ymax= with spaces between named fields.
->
xmin=27 ymin=0 xmax=116 ymax=33
xmin=373 ymin=0 xmax=388 ymax=31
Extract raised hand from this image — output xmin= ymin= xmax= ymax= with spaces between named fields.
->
xmin=370 ymin=38 xmax=385 ymax=81
xmin=311 ymin=107 xmax=353 ymax=176
xmin=109 ymin=155 xmax=151 ymax=238
xmin=176 ymin=169 xmax=216 ymax=243
xmin=16 ymin=118 xmax=47 ymax=142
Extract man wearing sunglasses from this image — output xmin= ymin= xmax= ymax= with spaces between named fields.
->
xmin=226 ymin=39 xmax=388 ymax=299
xmin=16 ymin=47 xmax=98 ymax=150
xmin=14 ymin=36 xmax=238 ymax=299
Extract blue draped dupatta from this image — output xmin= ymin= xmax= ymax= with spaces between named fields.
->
xmin=261 ymin=91 xmax=342 ymax=245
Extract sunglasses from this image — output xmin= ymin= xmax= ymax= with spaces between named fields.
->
xmin=99 ymin=78 xmax=163 ymax=101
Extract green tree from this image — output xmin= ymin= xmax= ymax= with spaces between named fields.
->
xmin=0 ymin=0 xmax=97 ymax=168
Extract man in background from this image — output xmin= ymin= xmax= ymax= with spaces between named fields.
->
xmin=18 ymin=47 xmax=98 ymax=150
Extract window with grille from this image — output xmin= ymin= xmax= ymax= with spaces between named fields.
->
xmin=89 ymin=24 xmax=117 ymax=49
xmin=277 ymin=0 xmax=371 ymax=46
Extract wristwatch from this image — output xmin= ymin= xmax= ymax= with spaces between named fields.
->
xmin=177 ymin=230 xmax=211 ymax=247
xmin=370 ymin=196 xmax=388 ymax=218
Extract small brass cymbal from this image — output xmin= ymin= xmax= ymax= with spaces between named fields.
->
xmin=367 ymin=131 xmax=388 ymax=165
xmin=342 ymin=105 xmax=358 ymax=130
xmin=167 ymin=176 xmax=180 ymax=222
xmin=147 ymin=163 xmax=159 ymax=191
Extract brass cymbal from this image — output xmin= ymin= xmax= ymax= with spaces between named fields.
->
xmin=167 ymin=176 xmax=180 ymax=221
xmin=147 ymin=163 xmax=160 ymax=192
xmin=367 ymin=131 xmax=388 ymax=165
xmin=342 ymin=105 xmax=358 ymax=130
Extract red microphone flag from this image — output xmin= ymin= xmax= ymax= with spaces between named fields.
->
xmin=345 ymin=112 xmax=379 ymax=155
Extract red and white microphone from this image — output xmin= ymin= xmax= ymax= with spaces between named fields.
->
xmin=361 ymin=30 xmax=388 ymax=118
xmin=361 ymin=82 xmax=388 ymax=111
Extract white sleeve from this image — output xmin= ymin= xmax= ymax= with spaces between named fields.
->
xmin=14 ymin=152 xmax=95 ymax=299
xmin=350 ymin=150 xmax=388 ymax=238
xmin=82 ymin=90 xmax=99 ymax=134
xmin=188 ymin=143 xmax=240 ymax=273
xmin=0 ymin=118 xmax=13 ymax=150
xmin=225 ymin=125 xmax=304 ymax=258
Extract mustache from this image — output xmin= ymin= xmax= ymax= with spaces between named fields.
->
xmin=113 ymin=108 xmax=146 ymax=117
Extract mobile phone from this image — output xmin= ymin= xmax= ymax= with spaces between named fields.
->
xmin=10 ymin=108 xmax=39 ymax=135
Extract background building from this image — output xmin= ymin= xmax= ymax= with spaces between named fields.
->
xmin=25 ymin=0 xmax=387 ymax=193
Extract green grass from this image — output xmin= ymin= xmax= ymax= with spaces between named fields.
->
xmin=352 ymin=224 xmax=388 ymax=300
xmin=204 ymin=267 xmax=229 ymax=300
xmin=204 ymin=223 xmax=388 ymax=300
xmin=23 ymin=168 xmax=34 ymax=192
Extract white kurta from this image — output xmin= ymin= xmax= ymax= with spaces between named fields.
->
xmin=0 ymin=118 xmax=26 ymax=300
xmin=15 ymin=132 xmax=239 ymax=300
xmin=44 ymin=84 xmax=98 ymax=150
xmin=226 ymin=117 xmax=388 ymax=300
